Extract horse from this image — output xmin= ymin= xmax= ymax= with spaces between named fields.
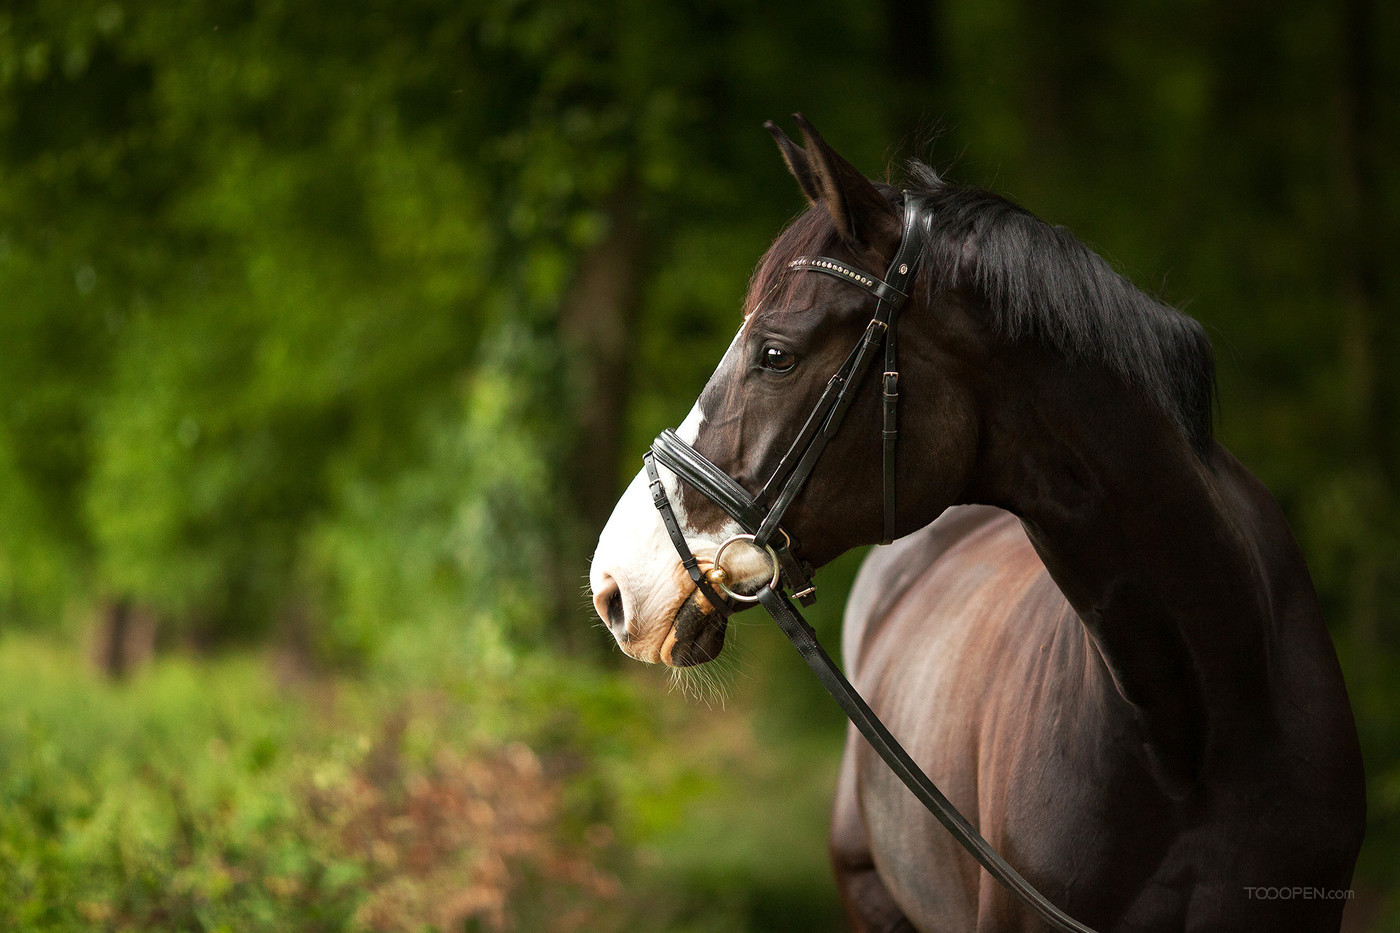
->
xmin=589 ymin=114 xmax=1365 ymax=932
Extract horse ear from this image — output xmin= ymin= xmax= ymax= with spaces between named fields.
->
xmin=792 ymin=113 xmax=897 ymax=248
xmin=764 ymin=120 xmax=821 ymax=205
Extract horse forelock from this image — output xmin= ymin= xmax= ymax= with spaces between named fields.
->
xmin=743 ymin=206 xmax=844 ymax=322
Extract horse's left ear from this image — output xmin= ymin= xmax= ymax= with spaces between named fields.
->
xmin=793 ymin=113 xmax=899 ymax=250
xmin=764 ymin=120 xmax=822 ymax=205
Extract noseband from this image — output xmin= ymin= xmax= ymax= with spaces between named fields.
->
xmin=643 ymin=194 xmax=1100 ymax=933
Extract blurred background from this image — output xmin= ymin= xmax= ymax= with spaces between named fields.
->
xmin=0 ymin=0 xmax=1396 ymax=929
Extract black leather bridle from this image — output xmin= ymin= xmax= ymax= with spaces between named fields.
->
xmin=643 ymin=194 xmax=1100 ymax=933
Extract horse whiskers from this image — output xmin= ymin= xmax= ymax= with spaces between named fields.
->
xmin=666 ymin=630 xmax=745 ymax=709
xmin=667 ymin=664 xmax=730 ymax=710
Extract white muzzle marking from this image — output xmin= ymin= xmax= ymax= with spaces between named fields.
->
xmin=590 ymin=408 xmax=774 ymax=662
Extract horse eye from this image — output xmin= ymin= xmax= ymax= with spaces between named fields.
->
xmin=762 ymin=346 xmax=796 ymax=373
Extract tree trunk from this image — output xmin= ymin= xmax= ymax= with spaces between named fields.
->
xmin=93 ymin=598 xmax=157 ymax=678
xmin=1340 ymin=0 xmax=1387 ymax=476
xmin=556 ymin=192 xmax=644 ymax=647
xmin=99 ymin=598 xmax=132 ymax=678
xmin=559 ymin=194 xmax=644 ymax=536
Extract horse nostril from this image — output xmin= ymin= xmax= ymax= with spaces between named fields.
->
xmin=593 ymin=576 xmax=628 ymax=639
xmin=606 ymin=589 xmax=625 ymax=632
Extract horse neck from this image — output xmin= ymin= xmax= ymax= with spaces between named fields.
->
xmin=968 ymin=348 xmax=1283 ymax=788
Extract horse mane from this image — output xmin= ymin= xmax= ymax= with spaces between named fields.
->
xmin=746 ymin=163 xmax=1217 ymax=452
xmin=905 ymin=159 xmax=1217 ymax=451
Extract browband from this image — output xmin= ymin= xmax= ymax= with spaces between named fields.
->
xmin=787 ymin=256 xmax=907 ymax=305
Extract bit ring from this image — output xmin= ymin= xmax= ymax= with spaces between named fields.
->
xmin=711 ymin=533 xmax=781 ymax=603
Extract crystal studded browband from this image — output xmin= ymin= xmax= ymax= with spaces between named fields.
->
xmin=788 ymin=256 xmax=907 ymax=304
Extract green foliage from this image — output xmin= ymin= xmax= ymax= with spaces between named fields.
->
xmin=0 ymin=0 xmax=893 ymax=641
xmin=0 ymin=632 xmax=848 ymax=932
xmin=309 ymin=337 xmax=560 ymax=669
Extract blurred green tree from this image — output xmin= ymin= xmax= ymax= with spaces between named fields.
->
xmin=0 ymin=0 xmax=893 ymax=661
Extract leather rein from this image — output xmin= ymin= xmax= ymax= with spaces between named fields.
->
xmin=644 ymin=194 xmax=1100 ymax=933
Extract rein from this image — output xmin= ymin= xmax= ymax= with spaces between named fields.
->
xmin=645 ymin=195 xmax=1100 ymax=933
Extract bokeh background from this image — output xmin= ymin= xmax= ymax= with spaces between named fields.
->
xmin=1 ymin=0 xmax=1397 ymax=929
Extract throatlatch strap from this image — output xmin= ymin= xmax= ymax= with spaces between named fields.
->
xmin=756 ymin=586 xmax=1100 ymax=933
xmin=874 ymin=198 xmax=925 ymax=544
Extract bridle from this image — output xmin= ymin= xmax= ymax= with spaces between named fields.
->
xmin=642 ymin=194 xmax=1100 ymax=933
xmin=644 ymin=193 xmax=925 ymax=618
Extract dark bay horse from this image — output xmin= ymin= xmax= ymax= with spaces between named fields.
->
xmin=589 ymin=115 xmax=1365 ymax=931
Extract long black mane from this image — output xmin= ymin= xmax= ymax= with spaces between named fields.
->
xmin=748 ymin=163 xmax=1217 ymax=451
xmin=905 ymin=160 xmax=1217 ymax=450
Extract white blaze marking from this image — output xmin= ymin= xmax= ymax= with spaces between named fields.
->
xmin=677 ymin=402 xmax=703 ymax=445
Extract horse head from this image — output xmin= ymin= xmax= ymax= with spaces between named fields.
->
xmin=590 ymin=116 xmax=985 ymax=666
